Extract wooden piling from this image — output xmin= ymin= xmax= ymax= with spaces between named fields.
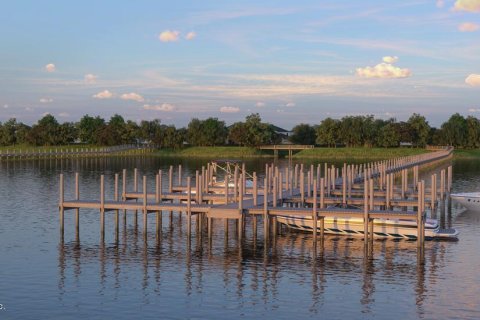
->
xmin=59 ymin=173 xmax=64 ymax=237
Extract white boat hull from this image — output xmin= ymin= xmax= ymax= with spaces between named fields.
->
xmin=451 ymin=192 xmax=480 ymax=211
xmin=276 ymin=215 xmax=458 ymax=240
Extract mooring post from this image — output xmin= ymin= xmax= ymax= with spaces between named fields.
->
xmin=122 ymin=169 xmax=127 ymax=225
xmin=238 ymin=173 xmax=244 ymax=241
xmin=294 ymin=164 xmax=298 ymax=189
xmin=447 ymin=166 xmax=452 ymax=193
xmin=59 ymin=173 xmax=64 ymax=237
xmin=369 ymin=178 xmax=374 ymax=210
xmin=115 ymin=173 xmax=119 ymax=240
xmin=143 ymin=176 xmax=148 ymax=239
xmin=440 ymin=169 xmax=445 ymax=200
xmin=234 ymin=165 xmax=239 ymax=202
xmin=187 ymin=176 xmax=191 ymax=238
xmin=320 ymin=178 xmax=325 ymax=238
xmin=134 ymin=168 xmax=138 ymax=225
xmin=263 ymin=177 xmax=269 ymax=242
xmin=417 ymin=181 xmax=423 ymax=247
xmin=177 ymin=164 xmax=182 ymax=186
xmin=169 ymin=166 xmax=173 ymax=193
xmin=253 ymin=172 xmax=258 ymax=206
xmin=363 ymin=174 xmax=368 ymax=244
xmin=300 ymin=171 xmax=304 ymax=205
xmin=156 ymin=174 xmax=161 ymax=236
xmin=342 ymin=165 xmax=346 ymax=207
xmin=195 ymin=170 xmax=200 ymax=203
xmin=75 ymin=172 xmax=79 ymax=235
xmin=313 ymin=179 xmax=318 ymax=243
xmin=431 ymin=174 xmax=436 ymax=211
xmin=100 ymin=175 xmax=105 ymax=241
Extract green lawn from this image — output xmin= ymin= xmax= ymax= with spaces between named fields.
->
xmin=453 ymin=149 xmax=480 ymax=159
xmin=154 ymin=146 xmax=268 ymax=158
xmin=292 ymin=147 xmax=430 ymax=160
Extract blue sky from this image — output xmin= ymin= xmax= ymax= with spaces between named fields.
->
xmin=1 ymin=0 xmax=479 ymax=128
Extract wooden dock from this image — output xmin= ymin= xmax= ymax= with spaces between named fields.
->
xmin=0 ymin=144 xmax=153 ymax=160
xmin=59 ymin=147 xmax=454 ymax=253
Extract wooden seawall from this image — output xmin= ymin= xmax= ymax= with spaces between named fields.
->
xmin=59 ymin=147 xmax=454 ymax=254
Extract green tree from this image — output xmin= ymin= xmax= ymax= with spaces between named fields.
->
xmin=441 ymin=113 xmax=467 ymax=147
xmin=407 ymin=113 xmax=430 ymax=147
xmin=289 ymin=123 xmax=316 ymax=145
xmin=0 ymin=118 xmax=18 ymax=146
xmin=27 ymin=114 xmax=61 ymax=145
xmin=77 ymin=115 xmax=105 ymax=144
xmin=377 ymin=123 xmax=399 ymax=147
xmin=466 ymin=116 xmax=480 ymax=148
xmin=316 ymin=117 xmax=339 ymax=147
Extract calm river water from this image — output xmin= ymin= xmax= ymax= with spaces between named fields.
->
xmin=0 ymin=156 xmax=479 ymax=319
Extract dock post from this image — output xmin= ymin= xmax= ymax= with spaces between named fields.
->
xmin=440 ymin=169 xmax=445 ymax=200
xmin=100 ymin=175 xmax=105 ymax=241
xmin=156 ymin=174 xmax=161 ymax=237
xmin=253 ymin=173 xmax=258 ymax=206
xmin=234 ymin=165 xmax=239 ymax=202
xmin=75 ymin=172 xmax=79 ymax=236
xmin=417 ymin=181 xmax=423 ymax=247
xmin=115 ymin=173 xmax=119 ymax=242
xmin=59 ymin=174 xmax=64 ymax=237
xmin=238 ymin=174 xmax=244 ymax=241
xmin=187 ymin=177 xmax=192 ymax=238
xmin=294 ymin=164 xmax=298 ymax=189
xmin=431 ymin=174 xmax=436 ymax=212
xmin=122 ymin=169 xmax=127 ymax=226
xmin=447 ymin=166 xmax=452 ymax=193
xmin=143 ymin=176 xmax=148 ymax=239
xmin=134 ymin=168 xmax=138 ymax=226
xmin=313 ymin=179 xmax=317 ymax=243
xmin=263 ymin=177 xmax=269 ymax=242
xmin=319 ymin=178 xmax=325 ymax=238
xmin=342 ymin=165 xmax=346 ymax=207
xmin=300 ymin=171 xmax=305 ymax=205
xmin=169 ymin=166 xmax=173 ymax=193
xmin=363 ymin=174 xmax=368 ymax=244
xmin=178 ymin=164 xmax=182 ymax=186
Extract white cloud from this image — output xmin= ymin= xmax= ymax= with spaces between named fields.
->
xmin=45 ymin=63 xmax=56 ymax=73
xmin=458 ymin=22 xmax=480 ymax=32
xmin=286 ymin=102 xmax=296 ymax=107
xmin=58 ymin=112 xmax=70 ymax=118
xmin=465 ymin=74 xmax=480 ymax=86
xmin=92 ymin=90 xmax=113 ymax=99
xmin=120 ymin=92 xmax=144 ymax=102
xmin=468 ymin=108 xmax=480 ymax=112
xmin=255 ymin=102 xmax=266 ymax=107
xmin=143 ymin=103 xmax=176 ymax=111
xmin=84 ymin=73 xmax=98 ymax=84
xmin=3 ymin=104 xmax=8 ymax=109
xmin=382 ymin=56 xmax=399 ymax=64
xmin=220 ymin=106 xmax=240 ymax=113
xmin=159 ymin=30 xmax=180 ymax=42
xmin=356 ymin=62 xmax=411 ymax=79
xmin=25 ymin=107 xmax=34 ymax=111
xmin=39 ymin=97 xmax=53 ymax=103
xmin=454 ymin=0 xmax=480 ymax=12
xmin=185 ymin=31 xmax=196 ymax=40
xmin=436 ymin=0 xmax=445 ymax=8
xmin=41 ymin=112 xmax=50 ymax=117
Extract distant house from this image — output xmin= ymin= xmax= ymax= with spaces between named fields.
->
xmin=270 ymin=125 xmax=293 ymax=144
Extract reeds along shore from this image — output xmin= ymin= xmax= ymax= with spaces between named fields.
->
xmin=59 ymin=147 xmax=454 ymax=259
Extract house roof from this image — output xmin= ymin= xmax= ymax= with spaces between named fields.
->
xmin=269 ymin=125 xmax=291 ymax=133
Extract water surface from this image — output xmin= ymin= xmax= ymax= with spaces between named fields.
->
xmin=0 ymin=157 xmax=479 ymax=319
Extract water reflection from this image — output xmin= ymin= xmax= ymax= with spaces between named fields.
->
xmin=57 ymin=214 xmax=446 ymax=316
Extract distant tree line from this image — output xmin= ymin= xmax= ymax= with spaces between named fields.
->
xmin=0 ymin=112 xmax=479 ymax=148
